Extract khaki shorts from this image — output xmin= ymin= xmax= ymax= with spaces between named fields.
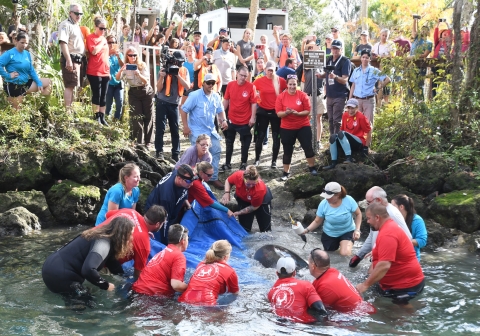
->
xmin=61 ymin=57 xmax=81 ymax=88
xmin=309 ymin=95 xmax=326 ymax=115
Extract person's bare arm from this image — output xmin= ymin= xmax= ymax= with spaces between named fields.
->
xmin=303 ymin=216 xmax=325 ymax=234
xmin=356 ymin=261 xmax=391 ymax=294
xmin=156 ymin=69 xmax=166 ymax=92
xmin=60 ymin=42 xmax=72 ymax=65
xmin=171 ymin=279 xmax=188 ymax=292
xmin=223 ymin=98 xmax=230 ymax=111
xmin=349 ymin=82 xmax=356 ymax=99
xmin=328 ymin=73 xmax=349 ymax=85
xmin=244 ymin=45 xmax=255 ymax=62
xmin=236 ymin=45 xmax=246 ymax=64
xmin=193 ymin=58 xmax=204 ymax=70
xmin=177 ymin=72 xmax=190 ymax=89
xmin=176 ymin=17 xmax=184 ymax=38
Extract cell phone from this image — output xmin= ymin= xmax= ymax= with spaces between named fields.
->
xmin=185 ymin=13 xmax=193 ymax=18
xmin=413 ymin=14 xmax=421 ymax=20
xmin=156 ymin=17 xmax=160 ymax=23
xmin=315 ymin=38 xmax=321 ymax=46
xmin=144 ymin=18 xmax=149 ymax=26
xmin=255 ymin=44 xmax=264 ymax=49
xmin=439 ymin=18 xmax=446 ymax=22
xmin=126 ymin=64 xmax=138 ymax=71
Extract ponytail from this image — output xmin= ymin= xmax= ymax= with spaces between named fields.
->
xmin=204 ymin=240 xmax=232 ymax=264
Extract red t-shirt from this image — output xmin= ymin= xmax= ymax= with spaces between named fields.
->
xmin=178 ymin=261 xmax=239 ymax=305
xmin=132 ymin=244 xmax=186 ymax=297
xmin=86 ymin=33 xmax=109 ymax=76
xmin=227 ymin=170 xmax=267 ymax=207
xmin=275 ymin=90 xmax=311 ymax=130
xmin=312 ymin=268 xmax=371 ymax=313
xmin=224 ymin=81 xmax=257 ymax=125
xmin=188 ymin=179 xmax=214 ymax=208
xmin=340 ymin=111 xmax=372 ymax=146
xmin=372 ymin=219 xmax=424 ymax=290
xmin=99 ymin=209 xmax=150 ymax=272
xmin=253 ymin=76 xmax=287 ymax=110
xmin=268 ymin=277 xmax=321 ymax=323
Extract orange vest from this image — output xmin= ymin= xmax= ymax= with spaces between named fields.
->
xmin=165 ymin=67 xmax=188 ymax=96
xmin=197 ymin=65 xmax=220 ymax=92
xmin=278 ymin=45 xmax=298 ymax=68
xmin=213 ymin=40 xmax=220 ymax=50
xmin=194 ymin=43 xmax=204 ymax=59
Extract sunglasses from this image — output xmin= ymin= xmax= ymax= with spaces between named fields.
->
xmin=72 ymin=11 xmax=83 ymax=16
xmin=244 ymin=178 xmax=258 ymax=187
xmin=322 ymin=189 xmax=336 ymax=195
xmin=310 ymin=248 xmax=322 ymax=267
xmin=98 ymin=27 xmax=107 ymax=31
xmin=202 ymin=171 xmax=213 ymax=177
xmin=205 ymin=81 xmax=216 ymax=86
xmin=178 ymin=174 xmax=193 ymax=184
xmin=128 ymin=54 xmax=137 ymax=57
xmin=286 ymin=74 xmax=298 ymax=79
xmin=107 ymin=41 xmax=116 ymax=44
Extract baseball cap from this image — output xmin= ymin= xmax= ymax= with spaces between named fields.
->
xmin=320 ymin=182 xmax=342 ymax=199
xmin=219 ymin=27 xmax=228 ymax=33
xmin=265 ymin=60 xmax=276 ymax=71
xmin=325 ymin=33 xmax=333 ymax=40
xmin=360 ymin=30 xmax=369 ymax=36
xmin=346 ymin=98 xmax=359 ymax=108
xmin=331 ymin=39 xmax=343 ymax=49
xmin=204 ymin=48 xmax=213 ymax=55
xmin=203 ymin=73 xmax=216 ymax=82
xmin=331 ymin=25 xmax=340 ymax=31
xmin=182 ymin=28 xmax=188 ymax=32
xmin=193 ymin=31 xmax=202 ymax=35
xmin=276 ymin=257 xmax=296 ymax=274
xmin=360 ymin=49 xmax=371 ymax=57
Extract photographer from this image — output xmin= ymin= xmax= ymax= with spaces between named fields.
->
xmin=207 ymin=27 xmax=230 ymax=51
xmin=410 ymin=15 xmax=433 ymax=98
xmin=213 ymin=38 xmax=236 ymax=95
xmin=192 ymin=48 xmax=221 ymax=92
xmin=320 ymin=40 xmax=351 ymax=136
xmin=192 ymin=31 xmax=206 ymax=59
xmin=155 ymin=49 xmax=190 ymax=161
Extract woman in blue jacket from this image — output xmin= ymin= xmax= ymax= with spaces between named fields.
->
xmin=0 ymin=32 xmax=51 ymax=109
xmin=391 ymin=194 xmax=428 ymax=261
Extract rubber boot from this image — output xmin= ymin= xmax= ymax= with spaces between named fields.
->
xmin=322 ymin=160 xmax=337 ymax=170
xmin=99 ymin=112 xmax=109 ymax=126
xmin=94 ymin=112 xmax=102 ymax=125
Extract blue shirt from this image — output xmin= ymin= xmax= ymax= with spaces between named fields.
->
xmin=108 ymin=53 xmax=124 ymax=86
xmin=181 ymin=88 xmax=224 ymax=140
xmin=144 ymin=170 xmax=189 ymax=244
xmin=350 ymin=65 xmax=386 ymax=98
xmin=316 ymin=195 xmax=358 ymax=237
xmin=184 ymin=60 xmax=195 ymax=83
xmin=410 ymin=36 xmax=433 ymax=57
xmin=411 ymin=214 xmax=428 ymax=261
xmin=276 ymin=66 xmax=296 ymax=80
xmin=325 ymin=55 xmax=351 ymax=99
xmin=0 ymin=48 xmax=42 ymax=87
xmin=95 ymin=183 xmax=140 ymax=225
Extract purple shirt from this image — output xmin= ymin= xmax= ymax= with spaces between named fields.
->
xmin=394 ymin=38 xmax=411 ymax=56
xmin=174 ymin=145 xmax=212 ymax=169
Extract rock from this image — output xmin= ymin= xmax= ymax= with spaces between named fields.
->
xmin=135 ymin=147 xmax=171 ymax=177
xmin=141 ymin=171 xmax=163 ymax=186
xmin=302 ymin=209 xmax=318 ymax=230
xmin=425 ymin=219 xmax=452 ymax=248
xmin=0 ymin=191 xmax=56 ymax=227
xmin=284 ymin=173 xmax=325 ymax=199
xmin=466 ymin=233 xmax=480 ymax=253
xmin=53 ymin=148 xmax=107 ymax=185
xmin=0 ymin=207 xmax=41 ymax=236
xmin=368 ymin=149 xmax=404 ymax=170
xmin=305 ymin=195 xmax=321 ymax=210
xmin=388 ymin=156 xmax=455 ymax=196
xmin=381 ymin=183 xmax=428 ymax=219
xmin=136 ymin=179 xmax=155 ymax=215
xmin=46 ymin=180 xmax=101 ymax=225
xmin=428 ymin=190 xmax=480 ymax=233
xmin=443 ymin=171 xmax=480 ymax=193
xmin=266 ymin=179 xmax=295 ymax=210
xmin=318 ymin=163 xmax=387 ymax=200
xmin=0 ymin=152 xmax=53 ymax=192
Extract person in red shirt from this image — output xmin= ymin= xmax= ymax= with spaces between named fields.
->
xmin=356 ymin=203 xmax=425 ymax=305
xmin=323 ymin=98 xmax=372 ymax=170
xmin=97 ymin=205 xmax=167 ymax=278
xmin=268 ymin=257 xmax=327 ymax=323
xmin=132 ymin=224 xmax=189 ymax=297
xmin=253 ymin=60 xmax=287 ymax=169
xmin=179 ymin=239 xmax=239 ymax=305
xmin=309 ymin=249 xmax=376 ymax=314
xmin=86 ymin=17 xmax=110 ymax=126
xmin=187 ymin=161 xmax=233 ymax=216
xmin=276 ymin=74 xmax=317 ymax=180
xmin=220 ymin=66 xmax=257 ymax=172
xmin=221 ymin=165 xmax=272 ymax=232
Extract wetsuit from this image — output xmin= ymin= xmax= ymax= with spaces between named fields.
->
xmin=42 ymin=236 xmax=123 ymax=294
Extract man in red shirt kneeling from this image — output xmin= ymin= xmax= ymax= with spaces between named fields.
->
xmin=132 ymin=224 xmax=189 ymax=297
xmin=356 ymin=203 xmax=425 ymax=305
xmin=268 ymin=257 xmax=327 ymax=323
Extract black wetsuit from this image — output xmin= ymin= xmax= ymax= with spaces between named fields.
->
xmin=42 ymin=236 xmax=123 ymax=294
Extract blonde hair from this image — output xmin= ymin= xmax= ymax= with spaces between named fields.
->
xmin=243 ymin=28 xmax=252 ymax=41
xmin=196 ymin=161 xmax=213 ymax=173
xmin=205 ymin=240 xmax=232 ymax=264
xmin=118 ymin=163 xmax=140 ymax=189
xmin=126 ymin=46 xmax=146 ymax=70
xmin=195 ymin=133 xmax=211 ymax=144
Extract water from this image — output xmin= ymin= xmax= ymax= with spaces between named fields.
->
xmin=1 ymin=224 xmax=480 ymax=336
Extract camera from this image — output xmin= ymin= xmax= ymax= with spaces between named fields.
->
xmin=185 ymin=13 xmax=193 ymax=18
xmin=324 ymin=65 xmax=336 ymax=73
xmin=439 ymin=18 xmax=446 ymax=22
xmin=413 ymin=14 xmax=421 ymax=20
xmin=160 ymin=46 xmax=185 ymax=75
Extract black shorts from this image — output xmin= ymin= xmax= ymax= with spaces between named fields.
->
xmin=3 ymin=79 xmax=33 ymax=97
xmin=378 ymin=278 xmax=425 ymax=305
xmin=321 ymin=230 xmax=354 ymax=251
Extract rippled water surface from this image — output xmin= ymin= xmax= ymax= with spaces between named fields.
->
xmin=1 ymin=224 xmax=480 ymax=336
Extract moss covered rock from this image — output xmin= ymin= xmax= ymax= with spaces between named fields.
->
xmin=46 ymin=180 xmax=101 ymax=225
xmin=136 ymin=179 xmax=154 ymax=215
xmin=381 ymin=183 xmax=428 ymax=219
xmin=0 ymin=152 xmax=53 ymax=192
xmin=305 ymin=194 xmax=321 ymax=210
xmin=425 ymin=219 xmax=452 ymax=248
xmin=0 ymin=190 xmax=56 ymax=227
xmin=443 ymin=171 xmax=480 ymax=193
xmin=284 ymin=173 xmax=325 ymax=199
xmin=0 ymin=207 xmax=41 ymax=237
xmin=53 ymin=147 xmax=108 ymax=185
xmin=388 ymin=156 xmax=455 ymax=196
xmin=428 ymin=190 xmax=480 ymax=233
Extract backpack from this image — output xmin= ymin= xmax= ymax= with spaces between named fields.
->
xmin=326 ymin=55 xmax=356 ymax=92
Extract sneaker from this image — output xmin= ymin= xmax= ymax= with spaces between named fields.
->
xmin=263 ymin=143 xmax=268 ymax=149
xmin=254 ymin=160 xmax=260 ymax=166
xmin=322 ymin=160 xmax=337 ymax=170
xmin=156 ymin=152 xmax=164 ymax=160
xmin=239 ymin=163 xmax=247 ymax=170
xmin=317 ymin=141 xmax=324 ymax=150
xmin=309 ymin=167 xmax=318 ymax=176
xmin=219 ymin=164 xmax=232 ymax=173
xmin=344 ymin=156 xmax=354 ymax=164
xmin=281 ymin=171 xmax=290 ymax=181
xmin=271 ymin=162 xmax=277 ymax=169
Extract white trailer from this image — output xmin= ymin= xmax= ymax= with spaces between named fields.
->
xmin=199 ymin=7 xmax=289 ymax=45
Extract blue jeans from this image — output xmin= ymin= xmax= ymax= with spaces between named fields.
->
xmin=155 ymin=100 xmax=180 ymax=156
xmin=190 ymin=133 xmax=221 ymax=181
xmin=329 ymin=131 xmax=363 ymax=160
xmin=105 ymin=84 xmax=124 ymax=119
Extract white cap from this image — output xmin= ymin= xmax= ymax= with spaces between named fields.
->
xmin=265 ymin=60 xmax=276 ymax=70
xmin=320 ymin=182 xmax=342 ymax=199
xmin=276 ymin=257 xmax=296 ymax=274
xmin=203 ymin=73 xmax=216 ymax=82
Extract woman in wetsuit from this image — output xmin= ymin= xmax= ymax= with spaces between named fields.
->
xmin=178 ymin=240 xmax=239 ymax=305
xmin=42 ymin=217 xmax=134 ymax=295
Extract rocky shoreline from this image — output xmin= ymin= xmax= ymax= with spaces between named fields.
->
xmin=1 ymin=136 xmax=479 ymax=252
